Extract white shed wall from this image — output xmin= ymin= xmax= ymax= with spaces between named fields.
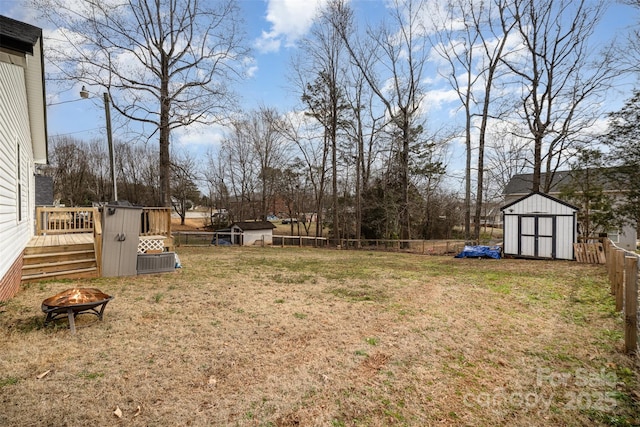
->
xmin=242 ymin=229 xmax=273 ymax=246
xmin=0 ymin=61 xmax=35 ymax=280
xmin=555 ymin=216 xmax=576 ymax=260
xmin=502 ymin=193 xmax=577 ymax=260
xmin=503 ymin=215 xmax=519 ymax=255
xmin=505 ymin=193 xmax=576 ymax=215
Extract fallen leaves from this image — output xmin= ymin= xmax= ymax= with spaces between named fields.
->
xmin=114 ymin=405 xmax=141 ymax=419
xmin=36 ymin=370 xmax=51 ymax=380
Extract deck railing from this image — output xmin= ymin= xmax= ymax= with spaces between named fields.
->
xmin=140 ymin=207 xmax=172 ymax=237
xmin=35 ymin=206 xmax=173 ymax=242
xmin=36 ymin=207 xmax=97 ymax=235
xmin=140 ymin=207 xmax=173 ymax=251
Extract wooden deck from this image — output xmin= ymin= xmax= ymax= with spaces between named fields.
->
xmin=26 ymin=233 xmax=94 ymax=248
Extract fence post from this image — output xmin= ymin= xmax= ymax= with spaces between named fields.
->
xmin=615 ymin=249 xmax=625 ymax=311
xmin=606 ymin=240 xmax=615 ymax=295
xmin=624 ymin=255 xmax=638 ymax=355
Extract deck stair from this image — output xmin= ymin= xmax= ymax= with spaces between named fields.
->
xmin=21 ymin=238 xmax=98 ymax=283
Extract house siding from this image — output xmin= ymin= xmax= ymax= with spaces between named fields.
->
xmin=0 ymin=60 xmax=35 ymax=299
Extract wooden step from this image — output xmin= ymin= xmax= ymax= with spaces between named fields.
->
xmin=23 ymin=250 xmax=96 ymax=265
xmin=22 ymin=258 xmax=97 ymax=275
xmin=21 ymin=267 xmax=99 ymax=284
xmin=24 ymin=243 xmax=95 ymax=256
xmin=22 ymin=240 xmax=98 ymax=283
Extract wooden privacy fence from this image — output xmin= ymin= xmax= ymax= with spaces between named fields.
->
xmin=603 ymin=239 xmax=639 ymax=355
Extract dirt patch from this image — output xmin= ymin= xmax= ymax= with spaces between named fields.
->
xmin=0 ymin=248 xmax=637 ymax=426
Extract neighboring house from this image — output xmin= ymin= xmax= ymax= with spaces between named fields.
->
xmin=503 ymin=171 xmax=637 ymax=251
xmin=501 ymin=192 xmax=578 ymax=260
xmin=230 ymin=221 xmax=276 ymax=246
xmin=471 ymin=201 xmax=503 ymax=229
xmin=0 ymin=16 xmax=48 ymax=300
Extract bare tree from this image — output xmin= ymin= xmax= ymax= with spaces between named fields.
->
xmin=330 ymin=0 xmax=430 ymax=242
xmin=279 ymin=113 xmax=329 ymax=237
xmin=170 ymin=151 xmax=201 ymax=225
xmin=219 ymin=120 xmax=260 ymax=221
xmin=84 ymin=138 xmax=111 ymax=202
xmin=430 ymin=0 xmax=514 ymax=241
xmin=343 ymin=67 xmax=385 ymax=242
xmin=203 ymin=149 xmax=231 ymax=226
xmin=35 ymin=0 xmax=248 ymax=206
xmin=117 ymin=141 xmax=160 ymax=206
xmin=485 ymin=130 xmax=530 ymax=195
xmin=48 ymin=136 xmax=92 ymax=206
xmin=242 ymin=107 xmax=289 ymax=220
xmin=502 ymin=0 xmax=615 ymax=192
xmin=292 ymin=3 xmax=351 ymax=240
xmin=616 ymin=1 xmax=640 ymax=75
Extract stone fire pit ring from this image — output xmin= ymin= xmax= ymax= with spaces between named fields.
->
xmin=41 ymin=288 xmax=113 ymax=334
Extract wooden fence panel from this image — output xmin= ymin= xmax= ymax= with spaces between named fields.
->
xmin=615 ymin=249 xmax=625 ymax=312
xmin=604 ymin=238 xmax=639 ymax=356
xmin=573 ymin=242 xmax=606 ymax=264
xmin=624 ymin=256 xmax=638 ymax=354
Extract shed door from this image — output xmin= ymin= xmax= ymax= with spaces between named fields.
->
xmin=520 ymin=215 xmax=555 ymax=258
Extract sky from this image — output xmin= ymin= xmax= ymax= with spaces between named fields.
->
xmin=1 ymin=0 xmax=639 ymax=179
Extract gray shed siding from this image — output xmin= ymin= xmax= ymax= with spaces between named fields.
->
xmin=502 ymin=193 xmax=577 ymax=260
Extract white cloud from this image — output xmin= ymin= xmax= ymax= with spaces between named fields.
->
xmin=254 ymin=0 xmax=330 ymax=54
xmin=173 ymin=122 xmax=229 ymax=148
xmin=242 ymin=57 xmax=259 ymax=78
xmin=423 ymin=87 xmax=462 ymax=114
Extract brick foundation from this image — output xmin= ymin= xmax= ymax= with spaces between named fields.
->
xmin=0 ymin=254 xmax=23 ymax=301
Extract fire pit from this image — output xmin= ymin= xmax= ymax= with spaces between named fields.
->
xmin=42 ymin=288 xmax=113 ymax=334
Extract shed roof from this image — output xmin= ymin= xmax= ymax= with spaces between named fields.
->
xmin=231 ymin=221 xmax=276 ymax=231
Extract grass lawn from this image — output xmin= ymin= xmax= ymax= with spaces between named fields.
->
xmin=0 ymin=247 xmax=638 ymax=426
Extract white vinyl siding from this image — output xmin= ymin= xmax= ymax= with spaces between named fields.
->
xmin=0 ymin=60 xmax=35 ymax=280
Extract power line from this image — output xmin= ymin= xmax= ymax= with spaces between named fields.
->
xmin=49 ymin=128 xmax=103 ymax=137
xmin=46 ymin=98 xmax=86 ymax=107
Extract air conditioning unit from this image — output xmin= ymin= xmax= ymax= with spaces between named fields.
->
xmin=137 ymin=253 xmax=175 ymax=274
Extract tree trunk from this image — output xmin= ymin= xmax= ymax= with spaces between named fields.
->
xmin=159 ymin=56 xmax=171 ymax=207
xmin=400 ymin=114 xmax=411 ymax=244
xmin=532 ymin=137 xmax=542 ymax=193
xmin=464 ymin=110 xmax=472 ymax=241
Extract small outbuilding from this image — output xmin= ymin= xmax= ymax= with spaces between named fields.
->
xmin=230 ymin=221 xmax=276 ymax=246
xmin=501 ymin=192 xmax=578 ymax=260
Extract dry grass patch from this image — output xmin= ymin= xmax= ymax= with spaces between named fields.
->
xmin=0 ymin=248 xmax=638 ymax=426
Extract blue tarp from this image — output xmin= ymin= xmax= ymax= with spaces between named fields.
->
xmin=454 ymin=245 xmax=501 ymax=259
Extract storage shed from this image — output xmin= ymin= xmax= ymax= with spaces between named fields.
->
xmin=230 ymin=221 xmax=276 ymax=246
xmin=501 ymin=192 xmax=578 ymax=260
